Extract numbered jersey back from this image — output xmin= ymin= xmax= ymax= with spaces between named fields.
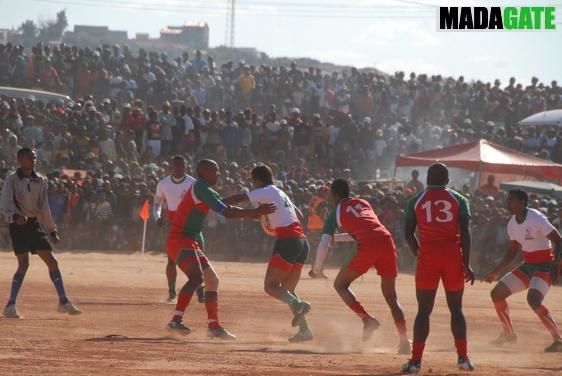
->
xmin=338 ymin=198 xmax=390 ymax=239
xmin=409 ymin=188 xmax=469 ymax=246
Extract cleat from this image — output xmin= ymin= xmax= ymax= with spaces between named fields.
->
xmin=166 ymin=292 xmax=177 ymax=303
xmin=291 ymin=300 xmax=311 ymax=327
xmin=458 ymin=357 xmax=475 ymax=371
xmin=57 ymin=301 xmax=82 ymax=315
xmin=490 ymin=333 xmax=517 ymax=346
xmin=544 ymin=339 xmax=562 ymax=353
xmin=3 ymin=304 xmax=21 ymax=319
xmin=289 ymin=328 xmax=314 ymax=343
xmin=196 ymin=285 xmax=206 ymax=304
xmin=308 ymin=270 xmax=328 ymax=279
xmin=208 ymin=326 xmax=236 ymax=340
xmin=167 ymin=320 xmax=191 ymax=335
xmin=401 ymin=360 xmax=421 ymax=374
xmin=362 ymin=317 xmax=381 ymax=342
xmin=398 ymin=340 xmax=412 ymax=355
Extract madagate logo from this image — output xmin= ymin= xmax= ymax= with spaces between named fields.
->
xmin=439 ymin=5 xmax=556 ymax=30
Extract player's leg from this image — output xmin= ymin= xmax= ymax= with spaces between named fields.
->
xmin=200 ymin=257 xmax=235 ymax=340
xmin=490 ymin=267 xmax=529 ymax=344
xmin=3 ymin=253 xmax=29 ymax=318
xmin=380 ymin=277 xmax=410 ymax=353
xmin=36 ymin=250 xmax=81 ymax=314
xmin=334 ymin=248 xmax=379 ymax=341
xmin=166 ymin=255 xmax=177 ymax=302
xmin=168 ymin=249 xmax=204 ymax=334
xmin=282 ymin=263 xmax=313 ymax=342
xmin=527 ymin=272 xmax=562 ymax=352
xmin=445 ymin=289 xmax=474 ymax=370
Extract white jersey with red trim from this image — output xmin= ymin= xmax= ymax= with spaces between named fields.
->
xmin=507 ymin=208 xmax=555 ymax=263
xmin=153 ymin=175 xmax=196 ymax=220
xmin=247 ymin=185 xmax=304 ymax=238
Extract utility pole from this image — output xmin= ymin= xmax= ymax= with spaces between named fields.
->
xmin=225 ymin=0 xmax=235 ymax=47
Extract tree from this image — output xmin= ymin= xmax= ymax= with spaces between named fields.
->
xmin=38 ymin=10 xmax=68 ymax=42
xmin=19 ymin=20 xmax=39 ymax=46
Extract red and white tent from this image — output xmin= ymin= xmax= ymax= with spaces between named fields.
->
xmin=395 ymin=139 xmax=562 ymax=184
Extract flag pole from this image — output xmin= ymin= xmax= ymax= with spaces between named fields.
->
xmin=141 ymin=218 xmax=148 ymax=259
xmin=138 ymin=199 xmax=150 ymax=272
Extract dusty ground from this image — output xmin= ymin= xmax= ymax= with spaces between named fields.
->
xmin=0 ymin=251 xmax=561 ymax=376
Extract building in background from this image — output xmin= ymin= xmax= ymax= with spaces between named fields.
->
xmin=159 ymin=22 xmax=209 ymax=50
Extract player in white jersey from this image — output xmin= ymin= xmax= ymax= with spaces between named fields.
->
xmin=224 ymin=165 xmax=313 ymax=342
xmin=153 ymin=155 xmax=203 ymax=302
xmin=484 ymin=189 xmax=562 ymax=352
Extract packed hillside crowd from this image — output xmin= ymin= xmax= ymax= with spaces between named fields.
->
xmin=1 ymin=42 xmax=562 ymax=273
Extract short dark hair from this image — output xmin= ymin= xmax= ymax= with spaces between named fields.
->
xmin=17 ymin=148 xmax=34 ymax=159
xmin=251 ymin=165 xmax=274 ymax=185
xmin=331 ymin=178 xmax=350 ymax=198
xmin=171 ymin=155 xmax=185 ymax=163
xmin=427 ymin=163 xmax=449 ymax=186
xmin=509 ymin=189 xmax=528 ymax=206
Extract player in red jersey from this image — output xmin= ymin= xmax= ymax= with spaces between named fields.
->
xmin=311 ymin=178 xmax=410 ymax=354
xmin=166 ymin=159 xmax=275 ymax=339
xmin=402 ymin=163 xmax=475 ymax=373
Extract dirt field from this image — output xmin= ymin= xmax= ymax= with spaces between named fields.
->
xmin=0 ymin=251 xmax=561 ymax=376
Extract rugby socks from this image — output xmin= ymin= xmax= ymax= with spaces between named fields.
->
xmin=172 ymin=292 xmax=192 ymax=322
xmin=411 ymin=341 xmax=425 ymax=363
xmin=205 ymin=291 xmax=220 ymax=329
xmin=395 ymin=319 xmax=408 ymax=342
xmin=348 ymin=301 xmax=370 ymax=320
xmin=534 ymin=305 xmax=562 ymax=341
xmin=7 ymin=272 xmax=25 ymax=305
xmin=493 ymin=300 xmax=515 ymax=335
xmin=281 ymin=290 xmax=300 ymax=307
xmin=49 ymin=270 xmax=68 ymax=305
xmin=455 ymin=339 xmax=468 ymax=359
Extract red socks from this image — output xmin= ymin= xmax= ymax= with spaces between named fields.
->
xmin=172 ymin=292 xmax=192 ymax=322
xmin=206 ymin=301 xmax=220 ymax=329
xmin=411 ymin=342 xmax=425 ymax=363
xmin=455 ymin=339 xmax=468 ymax=359
xmin=395 ymin=319 xmax=408 ymax=342
xmin=348 ymin=301 xmax=370 ymax=320
xmin=494 ymin=300 xmax=515 ymax=335
xmin=534 ymin=305 xmax=562 ymax=341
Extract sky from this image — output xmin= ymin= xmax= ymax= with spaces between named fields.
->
xmin=1 ymin=0 xmax=561 ymax=84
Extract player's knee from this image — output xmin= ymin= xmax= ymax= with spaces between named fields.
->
xmin=17 ymin=261 xmax=29 ymax=274
xmin=189 ymin=272 xmax=204 ymax=287
xmin=526 ymin=291 xmax=542 ymax=310
xmin=333 ymin=279 xmax=347 ymax=293
xmin=205 ymin=272 xmax=219 ymax=290
xmin=490 ymin=287 xmax=504 ymax=302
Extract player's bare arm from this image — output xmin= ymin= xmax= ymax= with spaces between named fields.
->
xmin=222 ymin=203 xmax=276 ymax=219
xmin=222 ymin=193 xmax=250 ymax=206
xmin=546 ymin=230 xmax=562 ymax=284
xmin=404 ymin=217 xmax=419 ymax=258
xmin=459 ymin=215 xmax=474 ymax=285
xmin=483 ymin=241 xmax=519 ymax=283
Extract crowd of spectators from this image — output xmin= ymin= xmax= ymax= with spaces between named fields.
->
xmin=1 ymin=41 xmax=562 ymax=274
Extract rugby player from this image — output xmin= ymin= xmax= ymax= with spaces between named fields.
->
xmin=403 ymin=163 xmax=475 ymax=373
xmin=166 ymin=159 xmax=275 ymax=339
xmin=311 ymin=178 xmax=410 ymax=353
xmin=224 ymin=165 xmax=313 ymax=342
xmin=484 ymin=189 xmax=562 ymax=352
xmin=153 ymin=155 xmax=204 ymax=303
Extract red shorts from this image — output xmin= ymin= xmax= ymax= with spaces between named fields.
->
xmin=346 ymin=235 xmax=398 ymax=278
xmin=166 ymin=234 xmax=209 ymax=271
xmin=416 ymin=244 xmax=464 ymax=292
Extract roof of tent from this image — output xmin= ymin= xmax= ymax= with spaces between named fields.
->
xmin=499 ymin=181 xmax=562 ymax=198
xmin=395 ymin=139 xmax=562 ymax=183
xmin=519 ymin=109 xmax=562 ymax=127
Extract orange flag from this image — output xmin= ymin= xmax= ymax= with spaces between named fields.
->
xmin=139 ymin=199 xmax=150 ymax=222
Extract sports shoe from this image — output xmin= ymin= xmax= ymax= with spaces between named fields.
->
xmin=167 ymin=320 xmax=191 ymax=335
xmin=490 ymin=333 xmax=517 ymax=346
xmin=3 ymin=304 xmax=21 ymax=319
xmin=544 ymin=339 xmax=562 ymax=352
xmin=57 ymin=301 xmax=82 ymax=315
xmin=398 ymin=340 xmax=412 ymax=355
xmin=308 ymin=270 xmax=328 ymax=279
xmin=288 ymin=328 xmax=313 ymax=343
xmin=362 ymin=316 xmax=381 ymax=342
xmin=196 ymin=285 xmax=206 ymax=303
xmin=166 ymin=291 xmax=177 ymax=303
xmin=290 ymin=300 xmax=311 ymax=327
xmin=208 ymin=326 xmax=236 ymax=340
xmin=458 ymin=357 xmax=475 ymax=371
xmin=401 ymin=360 xmax=421 ymax=374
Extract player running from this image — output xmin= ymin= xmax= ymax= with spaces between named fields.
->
xmin=153 ymin=155 xmax=204 ymax=303
xmin=1 ymin=148 xmax=81 ymax=319
xmin=310 ymin=178 xmax=410 ymax=353
xmin=483 ymin=189 xmax=562 ymax=353
xmin=166 ymin=159 xmax=275 ymax=339
xmin=224 ymin=165 xmax=313 ymax=342
xmin=402 ymin=163 xmax=475 ymax=373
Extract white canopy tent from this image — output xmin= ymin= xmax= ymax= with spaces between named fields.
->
xmin=519 ymin=109 xmax=562 ymax=128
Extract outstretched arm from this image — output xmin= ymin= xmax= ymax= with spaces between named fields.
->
xmin=222 ymin=193 xmax=250 ymax=206
xmin=483 ymin=241 xmax=519 ymax=283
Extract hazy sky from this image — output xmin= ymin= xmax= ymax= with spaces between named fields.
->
xmin=2 ymin=0 xmax=561 ymax=84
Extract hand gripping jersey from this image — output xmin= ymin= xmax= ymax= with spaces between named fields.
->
xmin=507 ymin=208 xmax=555 ymax=264
xmin=322 ymin=198 xmax=391 ymax=245
xmin=247 ymin=185 xmax=305 ymax=239
xmin=153 ymin=175 xmax=196 ymax=221
xmin=405 ymin=187 xmax=471 ymax=248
